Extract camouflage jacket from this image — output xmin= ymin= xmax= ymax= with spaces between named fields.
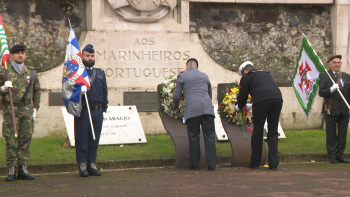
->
xmin=0 ymin=63 xmax=41 ymax=109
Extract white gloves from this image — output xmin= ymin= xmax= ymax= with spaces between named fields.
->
xmin=33 ymin=108 xmax=37 ymax=121
xmin=246 ymin=104 xmax=252 ymax=110
xmin=330 ymin=83 xmax=339 ymax=93
xmin=235 ymin=104 xmax=240 ymax=111
xmin=1 ymin=81 xmax=13 ymax=92
xmin=235 ymin=104 xmax=252 ymax=111
xmin=103 ymin=112 xmax=106 ymax=120
xmin=80 ymin=85 xmax=87 ymax=95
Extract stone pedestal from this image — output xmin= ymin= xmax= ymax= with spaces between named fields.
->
xmin=217 ymin=83 xmax=267 ymax=167
xmin=157 ymin=84 xmax=208 ymax=169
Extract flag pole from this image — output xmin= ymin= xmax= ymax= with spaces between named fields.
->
xmin=84 ymin=92 xmax=96 ymax=140
xmin=300 ymin=31 xmax=350 ymax=110
xmin=4 ymin=61 xmax=17 ymax=137
xmin=67 ymin=18 xmax=95 ymax=140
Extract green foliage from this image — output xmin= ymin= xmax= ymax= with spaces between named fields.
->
xmin=277 ymin=130 xmax=333 ymax=154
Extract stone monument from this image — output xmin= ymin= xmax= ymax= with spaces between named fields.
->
xmin=38 ymin=0 xmax=238 ymax=137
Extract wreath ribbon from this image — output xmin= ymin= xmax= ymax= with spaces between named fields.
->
xmin=241 ymin=106 xmax=253 ymax=139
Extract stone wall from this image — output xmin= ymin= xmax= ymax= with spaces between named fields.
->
xmin=0 ymin=0 xmax=85 ymax=73
xmin=189 ymin=3 xmax=332 ymax=86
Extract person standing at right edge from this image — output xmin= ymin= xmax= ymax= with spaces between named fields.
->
xmin=236 ymin=61 xmax=283 ymax=170
xmin=319 ymin=55 xmax=350 ymax=164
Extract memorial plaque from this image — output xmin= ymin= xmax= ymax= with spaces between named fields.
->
xmin=123 ymin=92 xmax=158 ymax=112
xmin=62 ymin=106 xmax=147 ymax=146
xmin=49 ymin=92 xmax=64 ymax=106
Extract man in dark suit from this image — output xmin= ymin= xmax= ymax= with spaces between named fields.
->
xmin=172 ymin=58 xmax=217 ymax=171
xmin=319 ymin=55 xmax=350 ymax=164
xmin=75 ymin=44 xmax=109 ymax=177
xmin=236 ymin=61 xmax=283 ymax=170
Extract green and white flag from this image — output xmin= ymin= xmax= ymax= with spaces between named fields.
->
xmin=293 ymin=36 xmax=325 ymax=117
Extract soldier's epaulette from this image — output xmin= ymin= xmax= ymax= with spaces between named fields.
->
xmin=95 ymin=68 xmax=104 ymax=72
xmin=27 ymin=66 xmax=35 ymax=70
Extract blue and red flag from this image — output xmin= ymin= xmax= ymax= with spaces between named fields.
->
xmin=62 ymin=28 xmax=90 ymax=117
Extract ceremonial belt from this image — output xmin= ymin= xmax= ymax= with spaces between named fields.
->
xmin=82 ymin=103 xmax=102 ymax=111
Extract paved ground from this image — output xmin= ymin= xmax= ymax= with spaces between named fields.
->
xmin=0 ymin=162 xmax=350 ymax=196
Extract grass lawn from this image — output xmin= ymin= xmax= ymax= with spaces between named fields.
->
xmin=0 ymin=129 xmax=349 ymax=166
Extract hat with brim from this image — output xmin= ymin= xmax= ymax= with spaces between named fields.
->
xmin=238 ymin=61 xmax=253 ymax=76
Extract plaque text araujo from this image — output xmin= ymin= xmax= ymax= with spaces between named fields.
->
xmin=123 ymin=92 xmax=158 ymax=112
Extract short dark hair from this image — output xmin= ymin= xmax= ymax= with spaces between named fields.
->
xmin=186 ymin=58 xmax=198 ymax=68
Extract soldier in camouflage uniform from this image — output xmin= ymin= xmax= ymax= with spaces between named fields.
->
xmin=0 ymin=44 xmax=41 ymax=181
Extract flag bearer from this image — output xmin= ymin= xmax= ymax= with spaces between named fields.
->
xmin=75 ymin=44 xmax=108 ymax=177
xmin=319 ymin=55 xmax=350 ymax=164
xmin=0 ymin=44 xmax=41 ymax=181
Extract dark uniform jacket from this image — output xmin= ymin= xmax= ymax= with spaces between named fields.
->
xmin=85 ymin=67 xmax=108 ymax=112
xmin=319 ymin=70 xmax=350 ymax=116
xmin=237 ymin=69 xmax=282 ymax=109
xmin=0 ymin=63 xmax=40 ymax=110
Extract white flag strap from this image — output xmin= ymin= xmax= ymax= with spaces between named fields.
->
xmin=84 ymin=92 xmax=96 ymax=140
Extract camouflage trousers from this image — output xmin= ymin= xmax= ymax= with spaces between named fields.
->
xmin=2 ymin=103 xmax=34 ymax=167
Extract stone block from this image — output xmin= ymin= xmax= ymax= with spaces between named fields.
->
xmin=253 ymin=11 xmax=279 ymax=24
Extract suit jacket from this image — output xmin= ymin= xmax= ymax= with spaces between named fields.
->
xmin=319 ymin=70 xmax=350 ymax=116
xmin=172 ymin=67 xmax=215 ymax=122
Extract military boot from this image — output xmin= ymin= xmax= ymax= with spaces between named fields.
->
xmin=17 ymin=165 xmax=35 ymax=180
xmin=87 ymin=162 xmax=102 ymax=176
xmin=5 ymin=166 xmax=16 ymax=181
xmin=79 ymin=162 xmax=89 ymax=177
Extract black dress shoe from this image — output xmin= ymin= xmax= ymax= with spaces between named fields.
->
xmin=79 ymin=162 xmax=89 ymax=177
xmin=5 ymin=166 xmax=16 ymax=181
xmin=17 ymin=165 xmax=35 ymax=180
xmin=337 ymin=158 xmax=350 ymax=163
xmin=269 ymin=167 xmax=277 ymax=171
xmin=190 ymin=166 xmax=199 ymax=170
xmin=208 ymin=167 xmax=216 ymax=171
xmin=87 ymin=162 xmax=102 ymax=176
xmin=249 ymin=165 xmax=259 ymax=169
xmin=330 ymin=158 xmax=338 ymax=164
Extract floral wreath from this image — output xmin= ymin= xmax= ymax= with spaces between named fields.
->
xmin=218 ymin=82 xmax=253 ymax=137
xmin=159 ymin=76 xmax=185 ymax=119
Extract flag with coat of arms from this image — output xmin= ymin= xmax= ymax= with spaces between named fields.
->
xmin=292 ymin=36 xmax=325 ymax=117
xmin=62 ymin=28 xmax=90 ymax=117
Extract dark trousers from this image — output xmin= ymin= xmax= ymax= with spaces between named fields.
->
xmin=325 ymin=113 xmax=349 ymax=159
xmin=74 ymin=108 xmax=103 ymax=163
xmin=251 ymin=99 xmax=282 ymax=168
xmin=186 ymin=115 xmax=217 ymax=168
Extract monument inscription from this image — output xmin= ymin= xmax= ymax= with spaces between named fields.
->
xmin=96 ymin=36 xmax=189 ymax=79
